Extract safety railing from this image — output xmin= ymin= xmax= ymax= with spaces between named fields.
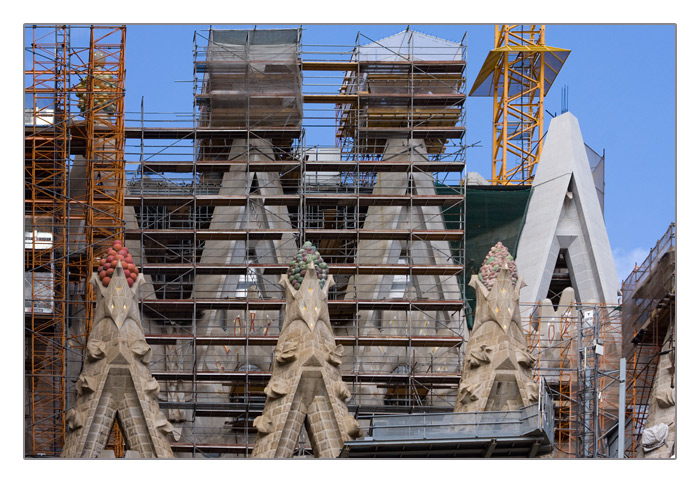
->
xmin=360 ymin=379 xmax=554 ymax=444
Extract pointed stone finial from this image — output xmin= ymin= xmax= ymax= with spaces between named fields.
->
xmin=456 ymin=243 xmax=537 ymax=413
xmin=61 ymin=243 xmax=173 ymax=458
xmin=252 ymin=243 xmax=361 ymax=458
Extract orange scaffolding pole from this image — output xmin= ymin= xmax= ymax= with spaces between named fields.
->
xmin=25 ymin=25 xmax=70 ymax=457
xmin=25 ymin=25 xmax=126 ymax=457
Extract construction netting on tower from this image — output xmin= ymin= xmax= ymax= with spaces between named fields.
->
xmin=621 ymin=223 xmax=675 ymax=456
xmin=337 ymin=29 xmax=466 ymax=158
xmin=198 ymin=28 xmax=303 ymax=130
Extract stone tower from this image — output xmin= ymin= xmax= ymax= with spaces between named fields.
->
xmin=61 ymin=242 xmax=173 ymax=458
xmin=252 ymin=243 xmax=362 ymax=458
xmin=454 ymin=243 xmax=538 ymax=413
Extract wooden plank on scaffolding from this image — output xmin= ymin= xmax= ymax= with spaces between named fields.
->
xmin=145 ymin=333 xmax=464 ymax=348
xmin=129 ymin=160 xmax=465 ymax=173
xmin=139 ymin=263 xmax=462 ymax=276
xmin=124 ymin=194 xmax=301 ymax=207
xmin=141 ymin=298 xmax=464 ymax=313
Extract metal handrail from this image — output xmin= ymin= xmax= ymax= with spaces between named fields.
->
xmin=361 ymin=379 xmax=554 ymax=444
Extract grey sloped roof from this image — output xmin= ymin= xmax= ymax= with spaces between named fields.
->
xmin=356 ymin=29 xmax=463 ymax=62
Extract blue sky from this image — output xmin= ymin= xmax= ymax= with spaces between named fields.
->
xmin=18 ymin=20 xmax=676 ymax=286
xmin=118 ymin=23 xmax=675 ymax=285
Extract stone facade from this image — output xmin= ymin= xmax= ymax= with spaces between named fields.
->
xmin=252 ymin=259 xmax=361 ymax=458
xmin=344 ymin=138 xmax=462 ymax=407
xmin=536 ymin=287 xmax=576 ymax=374
xmin=641 ymin=325 xmax=676 ymax=458
xmin=454 ymin=244 xmax=538 ymax=413
xmin=61 ymin=260 xmax=173 ymax=458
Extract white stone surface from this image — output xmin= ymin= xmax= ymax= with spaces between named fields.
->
xmin=516 ymin=112 xmax=619 ymax=307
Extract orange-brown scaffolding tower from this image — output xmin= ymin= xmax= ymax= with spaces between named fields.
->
xmin=25 ymin=25 xmax=70 ymax=457
xmin=24 ymin=25 xmax=126 ymax=457
xmin=622 ymin=223 xmax=675 ymax=457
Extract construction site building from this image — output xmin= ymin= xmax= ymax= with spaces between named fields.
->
xmin=23 ymin=25 xmax=675 ymax=459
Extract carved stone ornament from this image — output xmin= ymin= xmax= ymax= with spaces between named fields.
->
xmin=467 ymin=344 xmax=492 ymax=368
xmin=60 ymin=240 xmax=174 ymax=458
xmin=455 ymin=243 xmax=538 ymax=415
xmin=252 ymin=243 xmax=362 ymax=458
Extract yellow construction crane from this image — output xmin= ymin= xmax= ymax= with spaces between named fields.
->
xmin=470 ymin=25 xmax=570 ymax=185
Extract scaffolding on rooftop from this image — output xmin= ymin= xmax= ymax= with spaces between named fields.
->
xmin=117 ymin=27 xmax=467 ymax=456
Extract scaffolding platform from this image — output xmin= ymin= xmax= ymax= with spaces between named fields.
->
xmin=340 ymin=381 xmax=554 ymax=458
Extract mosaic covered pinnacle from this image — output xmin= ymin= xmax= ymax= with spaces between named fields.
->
xmin=477 ymin=241 xmax=518 ymax=290
xmin=97 ymin=240 xmax=139 ymax=287
xmin=287 ymin=241 xmax=329 ymax=290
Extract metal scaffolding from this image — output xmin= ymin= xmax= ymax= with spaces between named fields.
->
xmin=24 ymin=24 xmax=126 ymax=457
xmin=525 ymin=299 xmax=623 ymax=458
xmin=621 ymin=223 xmax=675 ymax=457
xmin=121 ymin=27 xmax=467 ymax=456
xmin=24 ymin=25 xmax=665 ymax=459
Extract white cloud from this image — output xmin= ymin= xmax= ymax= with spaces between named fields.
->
xmin=612 ymin=247 xmax=650 ymax=284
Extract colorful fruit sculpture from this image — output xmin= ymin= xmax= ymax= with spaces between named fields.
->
xmin=97 ymin=240 xmax=139 ymax=288
xmin=286 ymin=241 xmax=329 ymax=290
xmin=477 ymin=241 xmax=518 ymax=291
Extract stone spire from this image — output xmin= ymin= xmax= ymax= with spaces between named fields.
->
xmin=61 ymin=241 xmax=173 ymax=458
xmin=252 ymin=243 xmax=361 ymax=458
xmin=454 ymin=243 xmax=538 ymax=413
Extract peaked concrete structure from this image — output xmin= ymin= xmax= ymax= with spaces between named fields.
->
xmin=455 ymin=243 xmax=538 ymax=413
xmin=344 ymin=138 xmax=462 ymax=406
xmin=252 ymin=244 xmax=361 ymax=458
xmin=516 ymin=112 xmax=619 ymax=307
xmin=61 ymin=244 xmax=173 ymax=458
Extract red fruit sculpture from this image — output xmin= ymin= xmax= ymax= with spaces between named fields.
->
xmin=98 ymin=240 xmax=140 ymax=287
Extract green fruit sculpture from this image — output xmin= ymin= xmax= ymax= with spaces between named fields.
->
xmin=287 ymin=241 xmax=329 ymax=290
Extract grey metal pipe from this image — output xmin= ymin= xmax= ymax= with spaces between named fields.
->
xmin=618 ymin=357 xmax=626 ymax=458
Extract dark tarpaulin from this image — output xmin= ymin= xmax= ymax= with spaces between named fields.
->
xmin=465 ymin=185 xmax=531 ymax=329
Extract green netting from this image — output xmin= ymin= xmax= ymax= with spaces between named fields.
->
xmin=465 ymin=186 xmax=531 ymax=329
xmin=434 ymin=183 xmax=531 ymax=330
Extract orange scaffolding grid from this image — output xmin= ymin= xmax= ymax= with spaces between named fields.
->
xmin=525 ymin=301 xmax=622 ymax=458
xmin=25 ymin=25 xmax=70 ymax=457
xmin=24 ymin=24 xmax=126 ymax=457
xmin=74 ymin=26 xmax=127 ymax=337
